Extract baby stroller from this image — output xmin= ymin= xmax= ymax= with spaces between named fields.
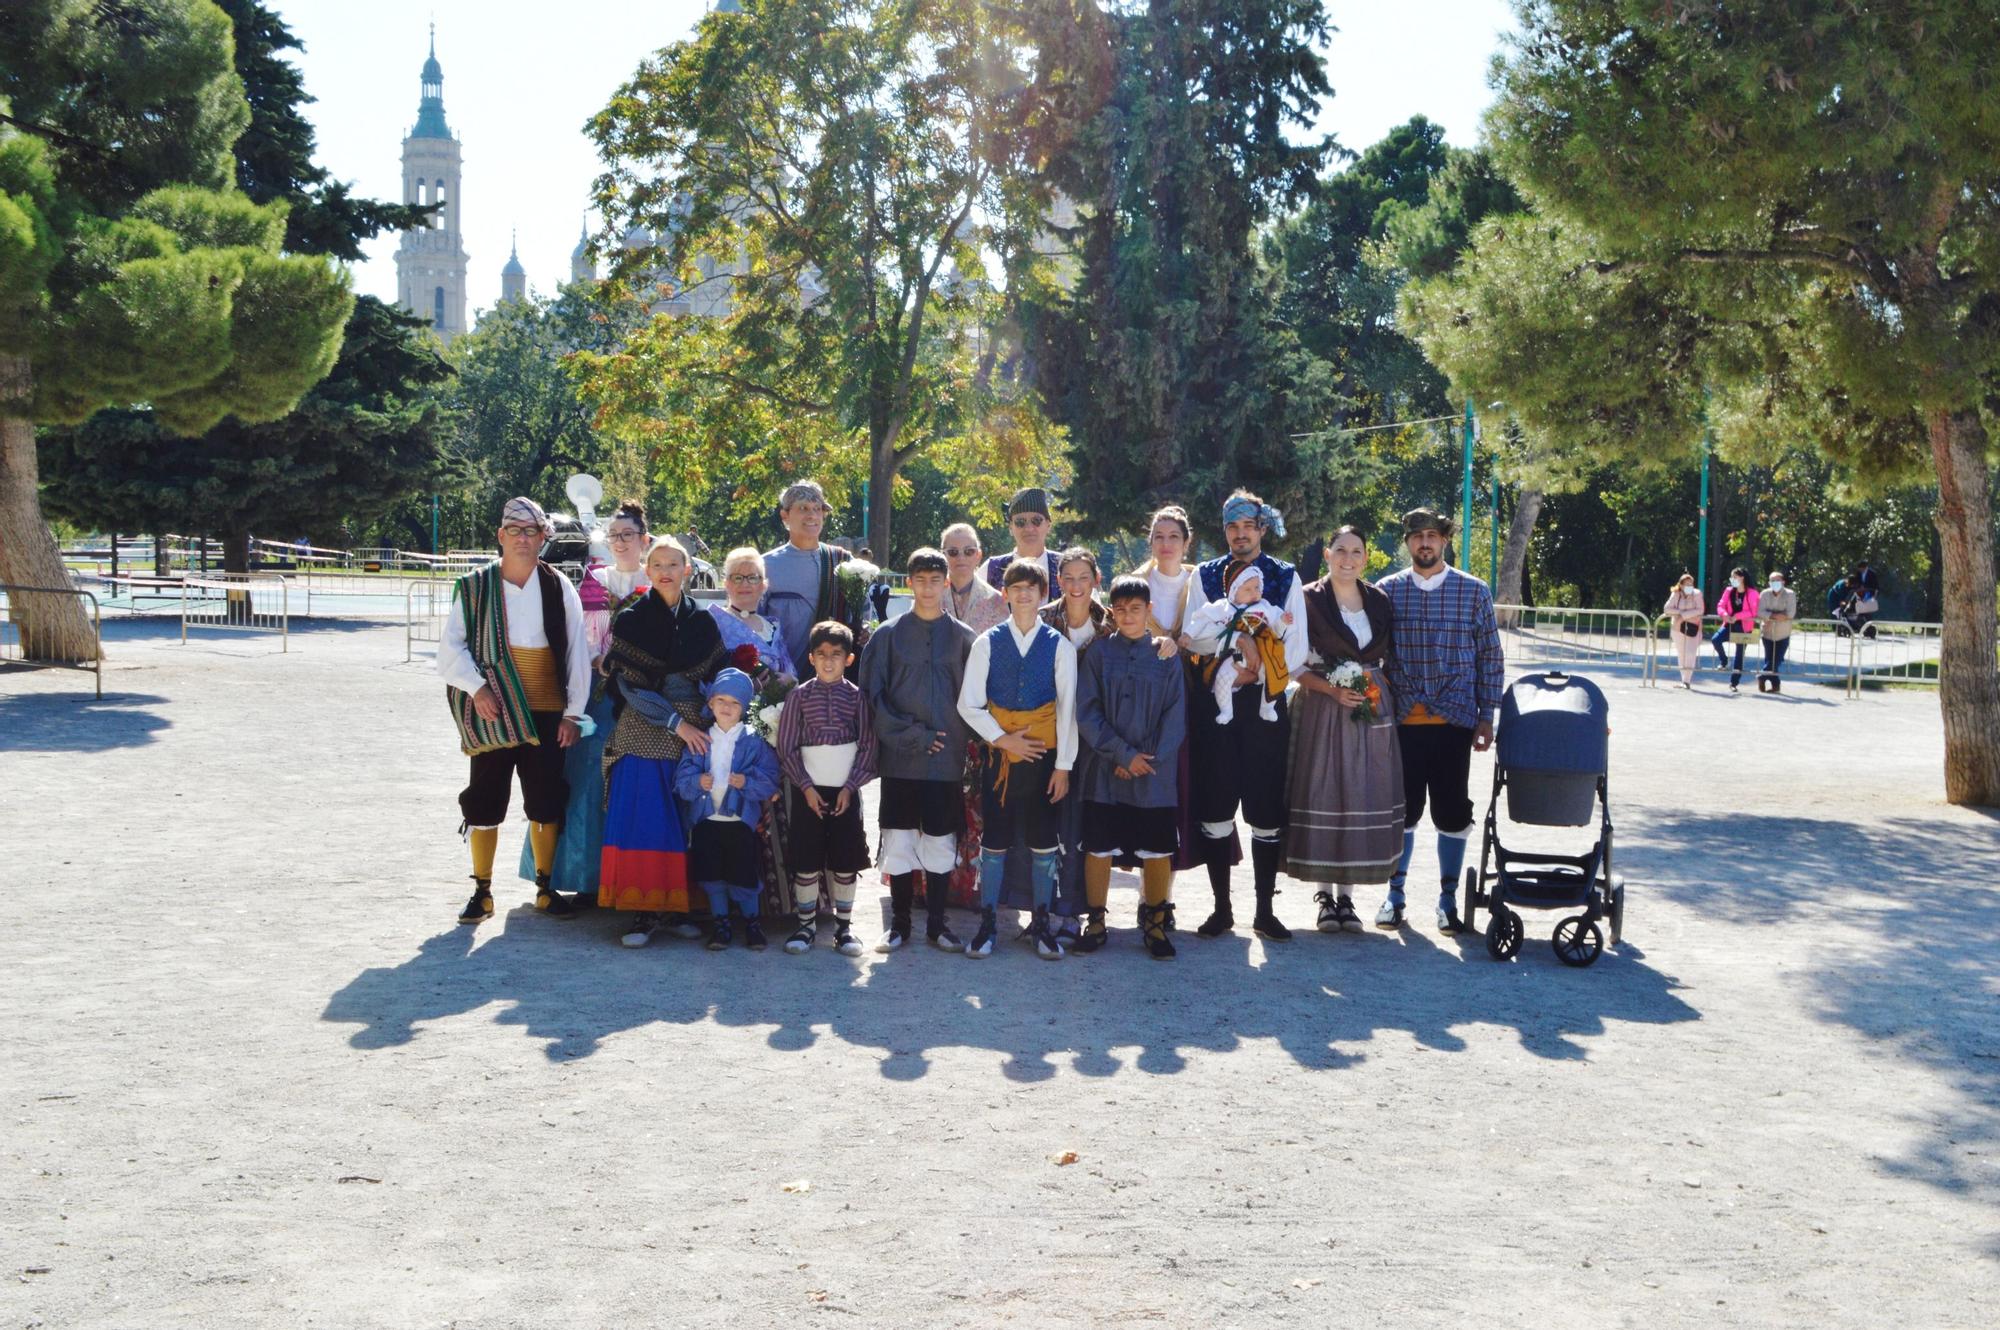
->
xmin=1461 ymin=671 xmax=1625 ymax=967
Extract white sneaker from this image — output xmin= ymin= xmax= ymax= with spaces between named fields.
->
xmin=874 ymin=927 xmax=908 ymax=954
xmin=835 ymin=924 xmax=865 ymax=957
xmin=620 ymin=913 xmax=660 ymax=948
xmin=783 ymin=921 xmax=815 ymax=955
xmin=1374 ymin=898 xmax=1406 ymax=928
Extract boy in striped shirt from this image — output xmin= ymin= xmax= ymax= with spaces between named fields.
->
xmin=774 ymin=621 xmax=877 ymax=955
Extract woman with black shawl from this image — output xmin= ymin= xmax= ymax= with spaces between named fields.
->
xmin=600 ymin=537 xmax=726 ymax=947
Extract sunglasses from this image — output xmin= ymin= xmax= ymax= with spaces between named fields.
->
xmin=1010 ymin=515 xmax=1047 ymax=528
xmin=942 ymin=546 xmax=980 ymax=558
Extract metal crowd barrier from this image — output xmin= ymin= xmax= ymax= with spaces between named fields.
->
xmin=1491 ymin=604 xmax=1657 ymax=675
xmin=1642 ymin=613 xmax=1947 ymax=695
xmin=405 ymin=578 xmax=455 ymax=662
xmin=0 ymin=583 xmax=103 ymax=698
xmin=181 ymin=573 xmax=288 ymax=651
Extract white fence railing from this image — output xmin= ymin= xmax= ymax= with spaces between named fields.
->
xmin=181 ymin=573 xmax=288 ymax=651
xmin=0 ymin=584 xmax=103 ymax=698
xmin=405 ymin=579 xmax=455 ymax=662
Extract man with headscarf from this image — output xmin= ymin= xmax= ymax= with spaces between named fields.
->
xmin=1180 ymin=489 xmax=1308 ymax=942
xmin=438 ymin=497 xmax=592 ymax=926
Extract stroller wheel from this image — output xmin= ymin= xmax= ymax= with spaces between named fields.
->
xmin=1462 ymin=867 xmax=1481 ymax=933
xmin=1484 ymin=907 xmax=1523 ymax=962
xmin=1609 ymin=882 xmax=1626 ymax=946
xmin=1552 ymin=915 xmax=1604 ymax=968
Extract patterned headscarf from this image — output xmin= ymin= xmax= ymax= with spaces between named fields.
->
xmin=1221 ymin=493 xmax=1286 ymax=539
xmin=502 ymin=496 xmax=552 ymax=532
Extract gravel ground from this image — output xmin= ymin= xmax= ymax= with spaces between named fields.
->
xmin=2 ymin=616 xmax=1996 ymax=1328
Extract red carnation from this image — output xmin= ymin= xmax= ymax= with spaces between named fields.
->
xmin=730 ymin=643 xmax=761 ymax=672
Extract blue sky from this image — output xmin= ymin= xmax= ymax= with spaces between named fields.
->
xmin=279 ymin=1 xmax=1518 ymax=317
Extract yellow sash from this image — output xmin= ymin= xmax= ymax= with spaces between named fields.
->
xmin=509 ymin=645 xmax=565 ymax=712
xmin=986 ymin=700 xmax=1058 ymax=806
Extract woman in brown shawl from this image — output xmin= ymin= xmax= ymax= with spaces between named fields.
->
xmin=1281 ymin=526 xmax=1405 ymax=932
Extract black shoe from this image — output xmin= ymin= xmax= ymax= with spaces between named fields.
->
xmin=1436 ymin=906 xmax=1466 ymax=935
xmin=1335 ymin=896 xmax=1363 ymax=932
xmin=1196 ymin=909 xmax=1234 ymax=938
xmin=1253 ymin=911 xmax=1292 ymax=941
xmin=534 ymin=873 xmax=578 ymax=920
xmin=707 ymin=918 xmax=733 ymax=951
xmin=744 ymin=918 xmax=768 ymax=951
xmin=458 ymin=878 xmax=493 ymax=925
xmin=1139 ymin=901 xmax=1177 ymax=960
xmin=1030 ymin=908 xmax=1064 ymax=960
xmin=1315 ymin=890 xmax=1340 ymax=933
xmin=1070 ymin=908 xmax=1108 ymax=954
xmin=966 ymin=909 xmax=997 ymax=958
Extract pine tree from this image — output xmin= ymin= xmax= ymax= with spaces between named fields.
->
xmin=0 ymin=0 xmax=351 ymax=658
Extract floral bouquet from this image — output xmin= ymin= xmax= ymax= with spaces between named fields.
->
xmin=729 ymin=643 xmax=797 ymax=741
xmin=1329 ymin=660 xmax=1383 ymax=723
xmin=833 ymin=557 xmax=880 ymax=624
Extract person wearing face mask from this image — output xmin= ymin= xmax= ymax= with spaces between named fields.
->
xmin=1710 ymin=566 xmax=1761 ymax=693
xmin=1663 ymin=571 xmax=1704 ymax=689
xmin=1758 ymin=570 xmax=1797 ymax=687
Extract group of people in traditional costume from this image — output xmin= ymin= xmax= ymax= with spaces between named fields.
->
xmin=439 ymin=480 xmax=1505 ymax=958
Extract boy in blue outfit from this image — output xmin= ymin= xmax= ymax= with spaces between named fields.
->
xmin=674 ymin=667 xmax=782 ymax=950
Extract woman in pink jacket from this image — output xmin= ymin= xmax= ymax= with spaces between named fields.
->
xmin=1709 ymin=566 xmax=1760 ymax=693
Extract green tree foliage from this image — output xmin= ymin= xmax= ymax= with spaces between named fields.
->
xmin=1422 ymin=0 xmax=2000 ymax=803
xmin=582 ymin=0 xmax=1066 ymax=560
xmin=445 ymin=286 xmax=648 ymax=536
xmin=0 ymin=0 xmax=351 ymax=658
xmin=37 ymin=0 xmax=442 ymax=572
xmin=1022 ymin=0 xmax=1335 ymax=540
xmin=42 ymin=296 xmax=451 ymax=561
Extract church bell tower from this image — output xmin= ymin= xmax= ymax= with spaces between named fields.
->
xmin=394 ymin=26 xmax=468 ymax=344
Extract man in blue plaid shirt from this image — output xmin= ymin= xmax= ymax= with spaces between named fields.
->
xmin=1376 ymin=507 xmax=1504 ymax=933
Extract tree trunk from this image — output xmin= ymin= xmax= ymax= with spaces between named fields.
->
xmin=867 ymin=430 xmax=897 ymax=565
xmin=1495 ymin=487 xmax=1543 ymax=625
xmin=0 ymin=355 xmax=99 ymax=663
xmin=1927 ymin=409 xmax=2000 ymax=806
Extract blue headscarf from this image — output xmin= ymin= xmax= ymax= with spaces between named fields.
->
xmin=1221 ymin=494 xmax=1286 ymax=539
xmin=705 ymin=667 xmax=755 ymax=707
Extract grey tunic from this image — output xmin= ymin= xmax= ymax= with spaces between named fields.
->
xmin=1075 ymin=632 xmax=1187 ymax=808
xmin=858 ymin=609 xmax=974 ymax=783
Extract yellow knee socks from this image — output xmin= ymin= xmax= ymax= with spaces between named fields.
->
xmin=469 ymin=827 xmax=498 ymax=880
xmin=1141 ymin=856 xmax=1173 ymax=905
xmin=1084 ymin=855 xmax=1112 ymax=909
xmin=529 ymin=821 xmax=560 ymax=875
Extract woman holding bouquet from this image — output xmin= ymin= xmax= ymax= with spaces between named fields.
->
xmin=1280 ymin=526 xmax=1404 ymax=933
xmin=600 ymin=536 xmax=727 ymax=947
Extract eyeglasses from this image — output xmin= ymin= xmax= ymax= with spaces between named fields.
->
xmin=727 ymin=573 xmax=766 ymax=586
xmin=501 ymin=525 xmax=543 ymax=539
xmin=608 ymin=529 xmax=642 ymax=542
xmin=942 ymin=547 xmax=980 ymax=558
xmin=1010 ymin=515 xmax=1047 ymax=528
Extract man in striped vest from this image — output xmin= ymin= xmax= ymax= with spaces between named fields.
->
xmin=439 ymin=497 xmax=591 ymax=925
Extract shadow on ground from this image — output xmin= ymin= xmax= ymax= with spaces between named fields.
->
xmin=323 ymin=890 xmax=1698 ymax=1081
xmin=1623 ymin=810 xmax=2000 ymax=1220
xmin=0 ymin=691 xmax=170 ymax=751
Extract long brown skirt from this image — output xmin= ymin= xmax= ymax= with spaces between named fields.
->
xmin=1280 ymin=667 xmax=1405 ymax=886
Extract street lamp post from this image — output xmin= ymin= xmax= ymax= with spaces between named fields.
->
xmin=1460 ymin=400 xmax=1475 ymax=565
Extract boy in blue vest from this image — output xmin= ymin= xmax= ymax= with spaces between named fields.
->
xmin=956 ymin=557 xmax=1078 ymax=959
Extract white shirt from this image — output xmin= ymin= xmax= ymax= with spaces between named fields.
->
xmin=1182 ymin=560 xmax=1309 ymax=682
xmin=1145 ymin=566 xmax=1193 ymax=634
xmin=438 ymin=566 xmax=591 ymax=719
xmin=1411 ymin=564 xmax=1451 ymax=592
xmin=1340 ymin=605 xmax=1373 ymax=651
xmin=705 ymin=721 xmax=744 ymax=817
xmin=956 ymin=618 xmax=1079 ymax=771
